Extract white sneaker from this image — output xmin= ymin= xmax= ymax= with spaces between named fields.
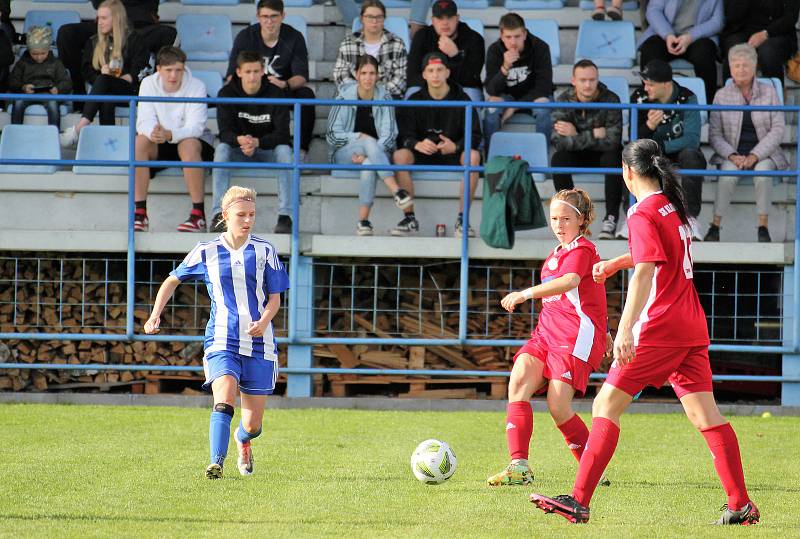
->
xmin=234 ymin=427 xmax=254 ymax=476
xmin=615 ymin=221 xmax=628 ymax=239
xmin=688 ymin=216 xmax=703 ymax=241
xmin=597 ymin=216 xmax=616 ymax=239
xmin=59 ymin=126 xmax=79 ymax=148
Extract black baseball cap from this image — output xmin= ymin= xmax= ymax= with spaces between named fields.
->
xmin=638 ymin=59 xmax=673 ymax=83
xmin=432 ymin=0 xmax=458 ymax=18
xmin=421 ymin=51 xmax=449 ymax=69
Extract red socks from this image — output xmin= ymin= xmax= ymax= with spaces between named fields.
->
xmin=506 ymin=401 xmax=533 ymax=460
xmin=701 ymin=423 xmax=750 ymax=510
xmin=572 ymin=417 xmax=620 ymax=507
xmin=557 ymin=414 xmax=590 ymax=463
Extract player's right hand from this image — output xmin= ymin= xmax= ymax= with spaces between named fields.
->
xmin=143 ymin=316 xmax=160 ymax=334
xmin=592 ymin=261 xmax=614 ymax=283
xmin=500 ymin=291 xmax=524 ymax=312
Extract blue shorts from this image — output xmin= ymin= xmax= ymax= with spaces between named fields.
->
xmin=202 ymin=350 xmax=278 ymax=395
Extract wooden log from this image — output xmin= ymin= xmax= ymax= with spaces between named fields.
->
xmin=328 ymin=344 xmax=358 ymax=368
xmin=409 ymin=347 xmax=425 ymax=370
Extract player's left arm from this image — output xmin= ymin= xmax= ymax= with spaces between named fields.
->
xmin=500 ymin=273 xmax=580 ymax=312
xmin=613 ymin=262 xmax=656 ymax=365
xmin=246 ymin=293 xmax=281 ymax=337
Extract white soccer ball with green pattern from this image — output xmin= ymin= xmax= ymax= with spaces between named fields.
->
xmin=410 ymin=439 xmax=457 ymax=484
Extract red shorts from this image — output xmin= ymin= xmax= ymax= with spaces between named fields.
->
xmin=513 ymin=331 xmax=600 ymax=397
xmin=605 ymin=345 xmax=713 ymax=399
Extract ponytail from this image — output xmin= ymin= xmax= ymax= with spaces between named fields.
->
xmin=552 ymin=188 xmax=596 ymax=236
xmin=621 ymin=139 xmax=689 ymax=225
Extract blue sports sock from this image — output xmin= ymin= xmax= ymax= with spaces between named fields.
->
xmin=209 ymin=404 xmax=234 ymax=465
xmin=235 ymin=420 xmax=262 ymax=444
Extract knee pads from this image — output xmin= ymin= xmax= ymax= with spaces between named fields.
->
xmin=213 ymin=402 xmax=234 ymax=417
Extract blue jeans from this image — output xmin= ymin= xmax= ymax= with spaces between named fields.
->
xmin=333 ymin=138 xmax=393 ymax=207
xmin=11 ymin=99 xmax=61 ymax=126
xmin=212 ymin=143 xmax=293 ymax=217
xmin=337 ymin=0 xmax=432 ymax=25
xmin=483 ymin=95 xmax=553 ymax=152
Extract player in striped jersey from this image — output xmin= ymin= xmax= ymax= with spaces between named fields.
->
xmin=531 ymin=140 xmax=758 ymax=525
xmin=144 ymin=186 xmax=290 ymax=479
xmin=487 ymin=189 xmax=611 ymax=487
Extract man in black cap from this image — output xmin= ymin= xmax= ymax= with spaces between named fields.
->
xmin=631 ymin=59 xmax=707 ymax=240
xmin=406 ymin=0 xmax=485 ymax=99
xmin=393 ymin=51 xmax=482 ymax=238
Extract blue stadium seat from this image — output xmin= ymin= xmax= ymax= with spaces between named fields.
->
xmin=487 ymin=132 xmax=548 ymax=182
xmin=673 ymin=76 xmax=707 ymax=124
xmin=505 ymin=1 xmax=565 ymax=8
xmin=669 ymin=58 xmax=694 ymax=72
xmin=283 ymin=0 xmax=314 ymax=5
xmin=455 ymin=1 xmax=490 ymax=8
xmin=31 ymin=0 xmax=82 ymax=3
xmin=524 ymin=19 xmax=560 ymax=66
xmin=353 ymin=16 xmax=410 ymax=50
xmin=461 ymin=18 xmax=484 ymax=39
xmin=73 ymin=126 xmax=129 ymax=175
xmin=579 ymin=0 xmax=639 ymax=9
xmin=0 ymin=125 xmax=60 ymax=174
xmin=724 ymin=77 xmax=784 ymax=105
xmin=182 ymin=0 xmax=238 ymax=5
xmin=284 ymin=15 xmax=308 ymax=43
xmin=599 ymin=75 xmax=629 ymax=125
xmin=6 ymin=103 xmax=69 ymax=121
xmin=575 ymin=20 xmax=636 ymax=68
xmin=23 ymin=10 xmax=81 ymax=42
xmin=190 ymin=70 xmax=223 ymax=119
xmin=176 ymin=14 xmax=233 ymax=62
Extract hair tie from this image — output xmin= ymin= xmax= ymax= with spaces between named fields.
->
xmin=552 ymin=199 xmax=581 ymax=216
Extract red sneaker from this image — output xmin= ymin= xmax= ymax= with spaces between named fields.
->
xmin=177 ymin=210 xmax=206 ymax=232
xmin=134 ymin=210 xmax=149 ymax=232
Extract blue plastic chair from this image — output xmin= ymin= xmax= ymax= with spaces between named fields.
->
xmin=353 ymin=16 xmax=410 ymax=50
xmin=505 ymin=1 xmax=565 ymax=8
xmin=599 ymin=75 xmax=630 ymax=125
xmin=284 ymin=15 xmax=308 ymax=44
xmin=673 ymin=76 xmax=707 ymax=124
xmin=192 ymin=70 xmax=223 ymax=119
xmin=0 ymin=125 xmax=60 ymax=174
xmin=73 ymin=126 xmax=129 ymax=175
xmin=457 ymin=1 xmax=490 ymax=9
xmin=23 ymin=10 xmax=81 ymax=42
xmin=669 ymin=58 xmax=694 ymax=72
xmin=31 ymin=0 xmax=82 ymax=3
xmin=183 ymin=0 xmax=238 ymax=5
xmin=579 ymin=0 xmax=638 ymax=9
xmin=575 ymin=20 xmax=636 ymax=68
xmin=283 ymin=0 xmax=314 ymax=5
xmin=524 ymin=19 xmax=560 ymax=66
xmin=487 ymin=132 xmax=548 ymax=182
xmin=176 ymin=14 xmax=233 ymax=62
xmin=461 ymin=18 xmax=484 ymax=39
xmin=6 ymin=103 xmax=69 ymax=121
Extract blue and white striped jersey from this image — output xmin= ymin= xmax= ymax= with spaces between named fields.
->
xmin=170 ymin=235 xmax=290 ymax=361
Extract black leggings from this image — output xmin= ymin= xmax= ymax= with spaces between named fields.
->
xmin=82 ymin=74 xmax=135 ymax=125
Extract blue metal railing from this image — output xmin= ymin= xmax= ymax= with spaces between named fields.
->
xmin=0 ymin=93 xmax=798 ymax=399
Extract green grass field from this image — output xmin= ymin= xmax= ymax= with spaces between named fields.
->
xmin=0 ymin=403 xmax=797 ymax=538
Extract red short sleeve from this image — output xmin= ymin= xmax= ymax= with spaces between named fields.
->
xmin=558 ymin=245 xmax=593 ymax=277
xmin=628 ymin=212 xmax=667 ymax=264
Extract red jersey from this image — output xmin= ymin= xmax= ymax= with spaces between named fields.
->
xmin=626 ymin=191 xmax=710 ymax=347
xmin=536 ymin=236 xmax=607 ymax=367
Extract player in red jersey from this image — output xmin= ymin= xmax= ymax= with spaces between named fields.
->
xmin=531 ymin=139 xmax=759 ymax=525
xmin=487 ymin=189 xmax=611 ymax=487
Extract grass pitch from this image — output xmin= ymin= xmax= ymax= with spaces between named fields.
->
xmin=0 ymin=403 xmax=797 ymax=538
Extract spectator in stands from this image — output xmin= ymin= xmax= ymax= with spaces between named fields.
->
xmin=394 ymin=52 xmax=482 ymax=237
xmin=639 ymin=0 xmax=723 ymax=104
xmin=706 ymin=44 xmax=787 ymax=243
xmin=631 ymin=59 xmax=706 ymax=240
xmin=551 ymin=60 xmax=624 ymax=240
xmin=406 ymin=0 xmax=484 ymax=100
xmin=8 ymin=27 xmax=71 ymax=127
xmin=57 ymin=0 xmax=176 ymax=108
xmin=333 ymin=0 xmax=408 ymax=99
xmin=721 ymin=0 xmax=800 ymax=84
xmin=591 ymin=0 xmax=624 ymax=20
xmin=133 ymin=46 xmax=214 ymax=233
xmin=226 ymin=0 xmax=315 ymax=160
xmin=60 ymin=0 xmax=150 ymax=147
xmin=0 ymin=1 xmax=12 ymax=95
xmin=212 ymin=51 xmax=294 ymax=235
xmin=336 ymin=0 xmax=433 ymax=38
xmin=484 ymin=12 xmax=553 ymax=153
xmin=327 ymin=55 xmax=412 ymax=236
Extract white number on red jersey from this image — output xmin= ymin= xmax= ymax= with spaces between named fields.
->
xmin=678 ymin=225 xmax=694 ymax=279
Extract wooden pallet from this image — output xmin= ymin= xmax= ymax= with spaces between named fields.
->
xmin=328 ymin=374 xmax=506 ymax=399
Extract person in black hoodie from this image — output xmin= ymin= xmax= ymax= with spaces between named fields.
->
xmin=484 ymin=12 xmax=553 ymax=152
xmin=226 ymin=0 xmax=315 ymax=157
xmin=393 ymin=51 xmax=482 ymax=238
xmin=406 ymin=0 xmax=484 ymax=99
xmin=212 ymin=51 xmax=293 ymax=235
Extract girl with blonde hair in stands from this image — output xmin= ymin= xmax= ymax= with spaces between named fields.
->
xmin=144 ymin=186 xmax=290 ymax=480
xmin=488 ymin=189 xmax=612 ymax=488
xmin=60 ymin=0 xmax=149 ymax=146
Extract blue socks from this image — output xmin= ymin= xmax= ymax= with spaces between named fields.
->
xmin=235 ymin=420 xmax=262 ymax=444
xmin=209 ymin=403 xmax=234 ymax=466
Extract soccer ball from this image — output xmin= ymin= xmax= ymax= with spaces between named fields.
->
xmin=410 ymin=439 xmax=457 ymax=484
